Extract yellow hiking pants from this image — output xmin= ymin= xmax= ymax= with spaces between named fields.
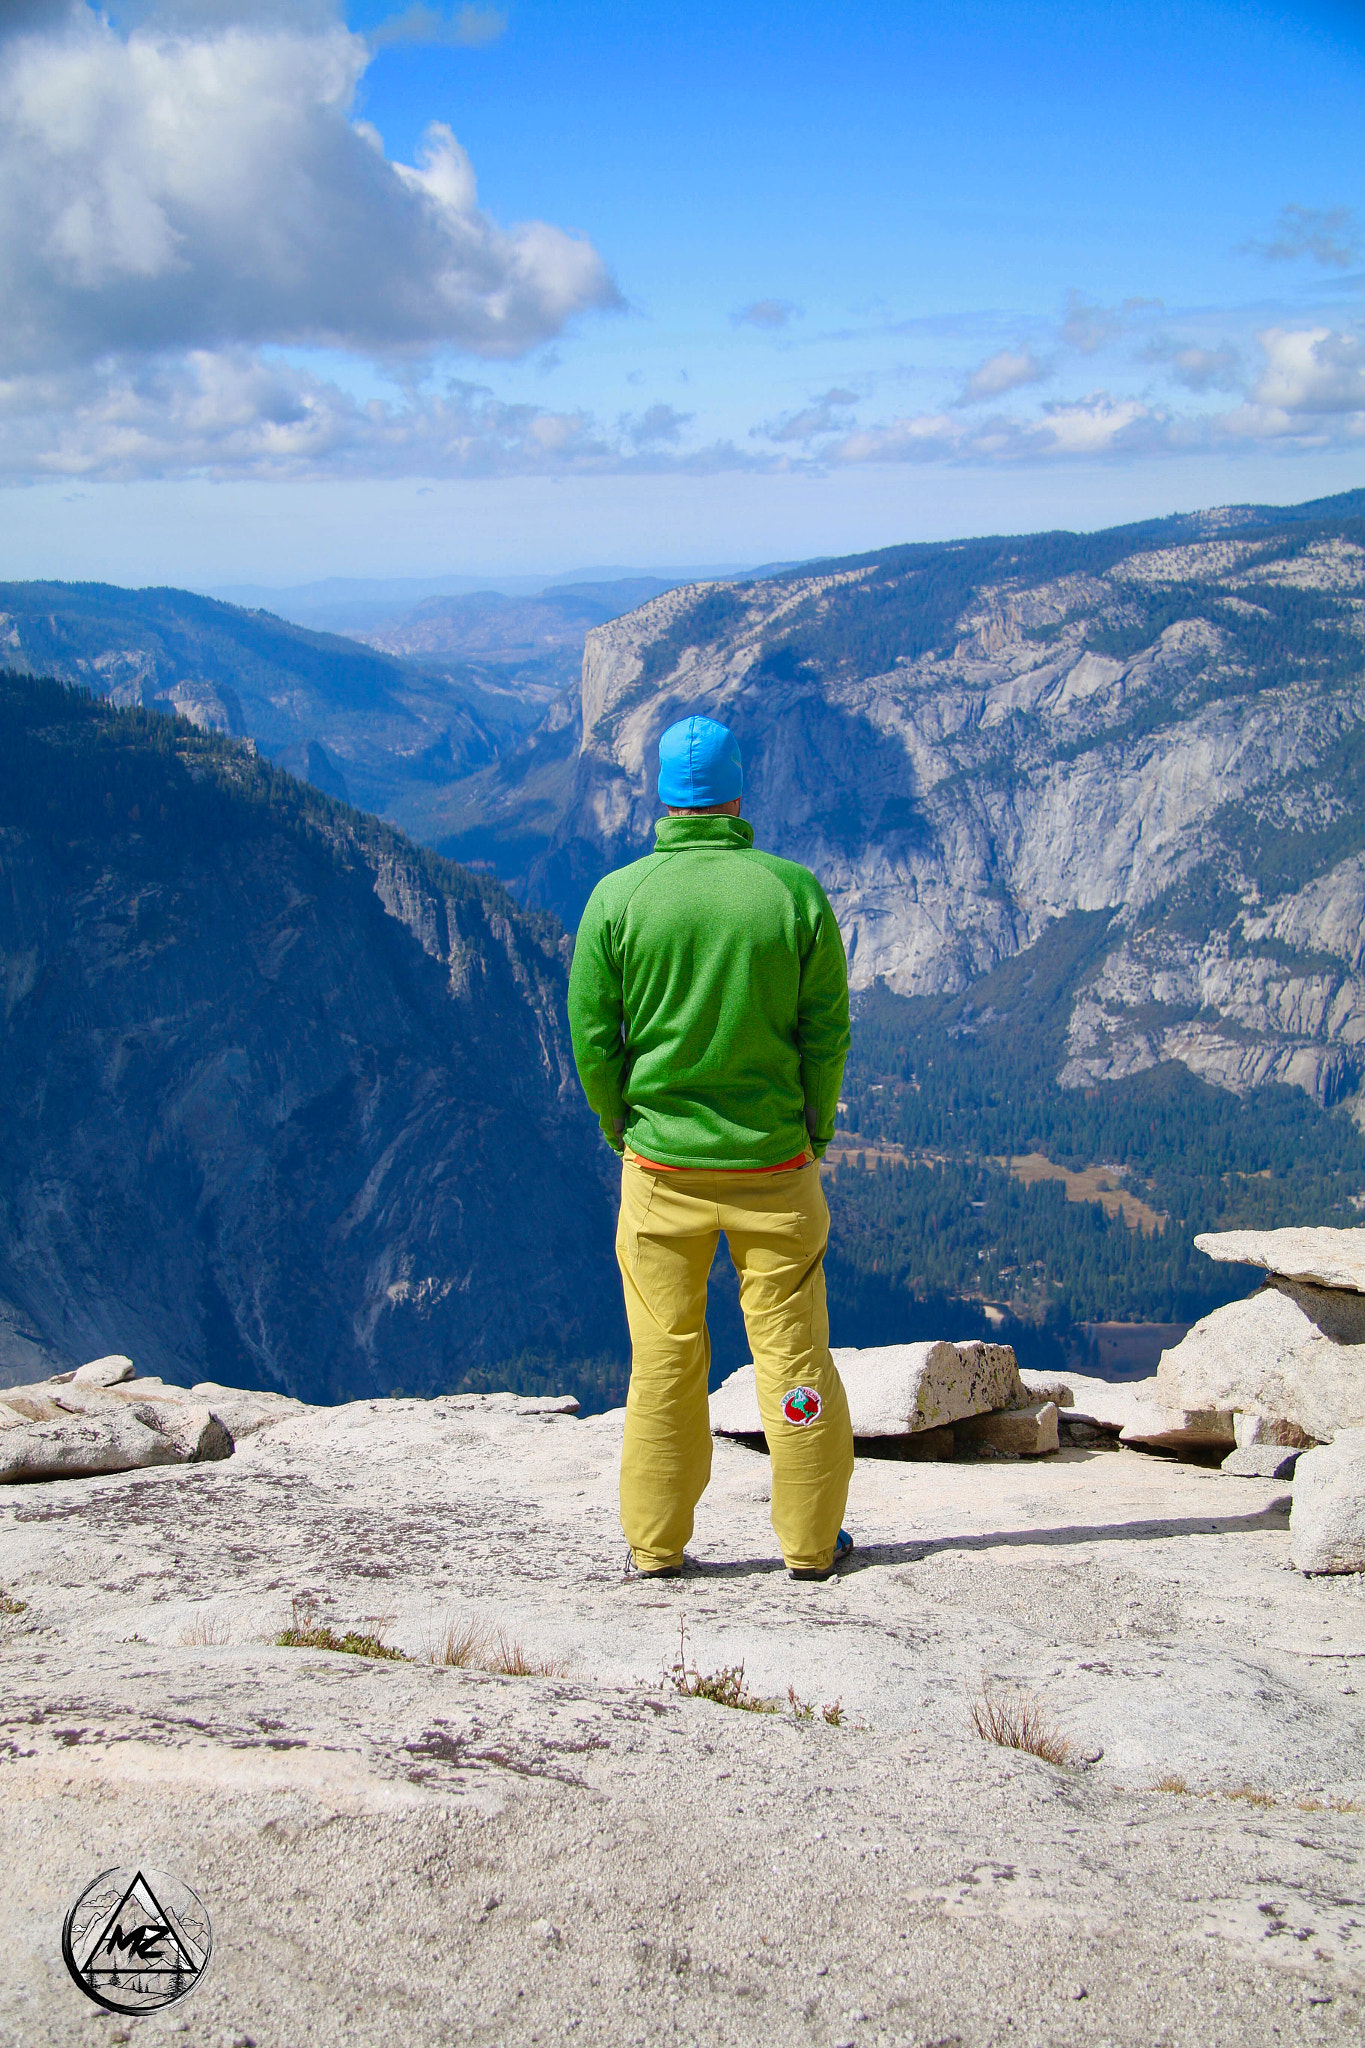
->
xmin=616 ymin=1155 xmax=854 ymax=1574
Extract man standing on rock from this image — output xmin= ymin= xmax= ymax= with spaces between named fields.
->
xmin=568 ymin=713 xmax=855 ymax=1581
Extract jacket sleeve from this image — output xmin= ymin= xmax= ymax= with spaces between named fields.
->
xmin=795 ymin=881 xmax=850 ymax=1156
xmin=567 ymin=888 xmax=629 ymax=1154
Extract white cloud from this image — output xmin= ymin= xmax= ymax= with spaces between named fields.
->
xmin=0 ymin=8 xmax=619 ymax=374
xmin=0 ymin=350 xmax=774 ymax=481
xmin=369 ymin=5 xmax=507 ymax=50
xmin=1240 ymin=204 xmax=1361 ymax=270
xmin=1060 ymin=290 xmax=1162 ymax=355
xmin=1142 ymin=338 xmax=1243 ymax=394
xmin=830 ymin=393 xmax=1180 ymax=466
xmin=1251 ymin=327 xmax=1365 ymax=415
xmin=732 ymin=299 xmax=801 ymax=329
xmin=1219 ymin=327 xmax=1365 ymax=445
xmin=956 ymin=347 xmax=1048 ymax=405
xmin=757 ymin=387 xmax=858 ymax=443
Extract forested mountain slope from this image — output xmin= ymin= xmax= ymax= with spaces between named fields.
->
xmin=0 ymin=674 xmax=625 ymax=1401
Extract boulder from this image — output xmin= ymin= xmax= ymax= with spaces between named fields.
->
xmin=0 ymin=1373 xmax=250 ymax=1479
xmin=1021 ymin=1371 xmax=1151 ymax=1434
xmin=71 ymin=1354 xmax=137 ymax=1387
xmin=1289 ymin=1428 xmax=1365 ymax=1573
xmin=709 ymin=1340 xmax=1025 ymax=1439
xmin=140 ymin=1402 xmax=234 ymax=1463
xmin=75 ymin=1355 xmax=136 ymax=1387
xmin=956 ymin=1402 xmax=1059 ymax=1457
xmin=1195 ymin=1226 xmax=1365 ymax=1294
xmin=186 ymin=1382 xmax=309 ymax=1440
xmin=1220 ymin=1445 xmax=1301 ymax=1479
xmin=0 ymin=1407 xmax=184 ymax=1483
xmin=1155 ymin=1280 xmax=1365 ymax=1444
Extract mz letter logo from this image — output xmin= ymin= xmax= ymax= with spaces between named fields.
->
xmin=63 ymin=1867 xmax=212 ymax=2013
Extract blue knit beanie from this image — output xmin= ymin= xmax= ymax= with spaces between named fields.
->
xmin=657 ymin=715 xmax=743 ymax=808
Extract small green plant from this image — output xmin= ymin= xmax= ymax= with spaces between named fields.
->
xmin=276 ymin=1596 xmax=410 ymax=1661
xmin=787 ymin=1684 xmax=845 ymax=1726
xmin=970 ymin=1680 xmax=1071 ymax=1765
xmin=0 ymin=1592 xmax=26 ymax=1616
xmin=665 ymin=1624 xmax=777 ymax=1714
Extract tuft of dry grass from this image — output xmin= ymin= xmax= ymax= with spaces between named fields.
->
xmin=428 ymin=1617 xmax=487 ymax=1669
xmin=1155 ymin=1773 xmax=1190 ymax=1794
xmin=425 ymin=1615 xmax=568 ymax=1679
xmin=1223 ymin=1784 xmax=1276 ymax=1808
xmin=0 ymin=1591 xmax=26 ymax=1617
xmin=970 ymin=1681 xmax=1071 ymax=1766
xmin=178 ymin=1614 xmax=232 ymax=1646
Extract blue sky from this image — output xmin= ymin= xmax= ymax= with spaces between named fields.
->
xmin=1 ymin=0 xmax=1363 ymax=582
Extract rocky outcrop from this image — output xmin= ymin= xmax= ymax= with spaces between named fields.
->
xmin=1156 ymin=1233 xmax=1365 ymax=1444
xmin=956 ymin=1400 xmax=1060 ymax=1456
xmin=0 ymin=1361 xmax=284 ymax=1480
xmin=1195 ymin=1227 xmax=1365 ymax=1294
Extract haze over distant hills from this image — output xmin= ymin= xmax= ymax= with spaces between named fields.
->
xmin=209 ymin=566 xmax=750 ymax=638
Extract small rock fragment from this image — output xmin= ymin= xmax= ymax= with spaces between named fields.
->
xmin=1221 ymin=1445 xmax=1301 ymax=1480
xmin=957 ymin=1401 xmax=1059 ymax=1457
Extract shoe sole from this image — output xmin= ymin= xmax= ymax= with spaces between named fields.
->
xmin=789 ymin=1538 xmax=854 ymax=1582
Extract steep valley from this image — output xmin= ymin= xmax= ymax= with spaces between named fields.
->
xmin=0 ymin=676 xmax=626 ymax=1401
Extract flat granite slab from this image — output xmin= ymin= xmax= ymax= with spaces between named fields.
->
xmin=1196 ymin=1226 xmax=1365 ymax=1293
xmin=1 ymin=1392 xmax=1362 ymax=2045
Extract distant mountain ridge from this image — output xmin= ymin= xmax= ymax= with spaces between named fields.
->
xmin=430 ymin=485 xmax=1365 ymax=1127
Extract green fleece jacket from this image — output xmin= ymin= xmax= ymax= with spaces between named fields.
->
xmin=567 ymin=815 xmax=850 ymax=1168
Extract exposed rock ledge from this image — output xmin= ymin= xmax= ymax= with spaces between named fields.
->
xmin=1 ymin=1386 xmax=1363 ymax=2043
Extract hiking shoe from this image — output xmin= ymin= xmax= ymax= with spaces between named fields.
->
xmin=623 ymin=1550 xmax=684 ymax=1579
xmin=788 ymin=1529 xmax=854 ymax=1582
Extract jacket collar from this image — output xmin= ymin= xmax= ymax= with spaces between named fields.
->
xmin=653 ymin=814 xmax=755 ymax=852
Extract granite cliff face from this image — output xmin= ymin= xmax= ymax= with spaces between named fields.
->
xmin=0 ymin=676 xmax=624 ymax=1399
xmin=455 ymin=492 xmax=1365 ymax=1119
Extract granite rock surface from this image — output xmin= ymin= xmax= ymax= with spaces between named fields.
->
xmin=1 ymin=1386 xmax=1363 ymax=2045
